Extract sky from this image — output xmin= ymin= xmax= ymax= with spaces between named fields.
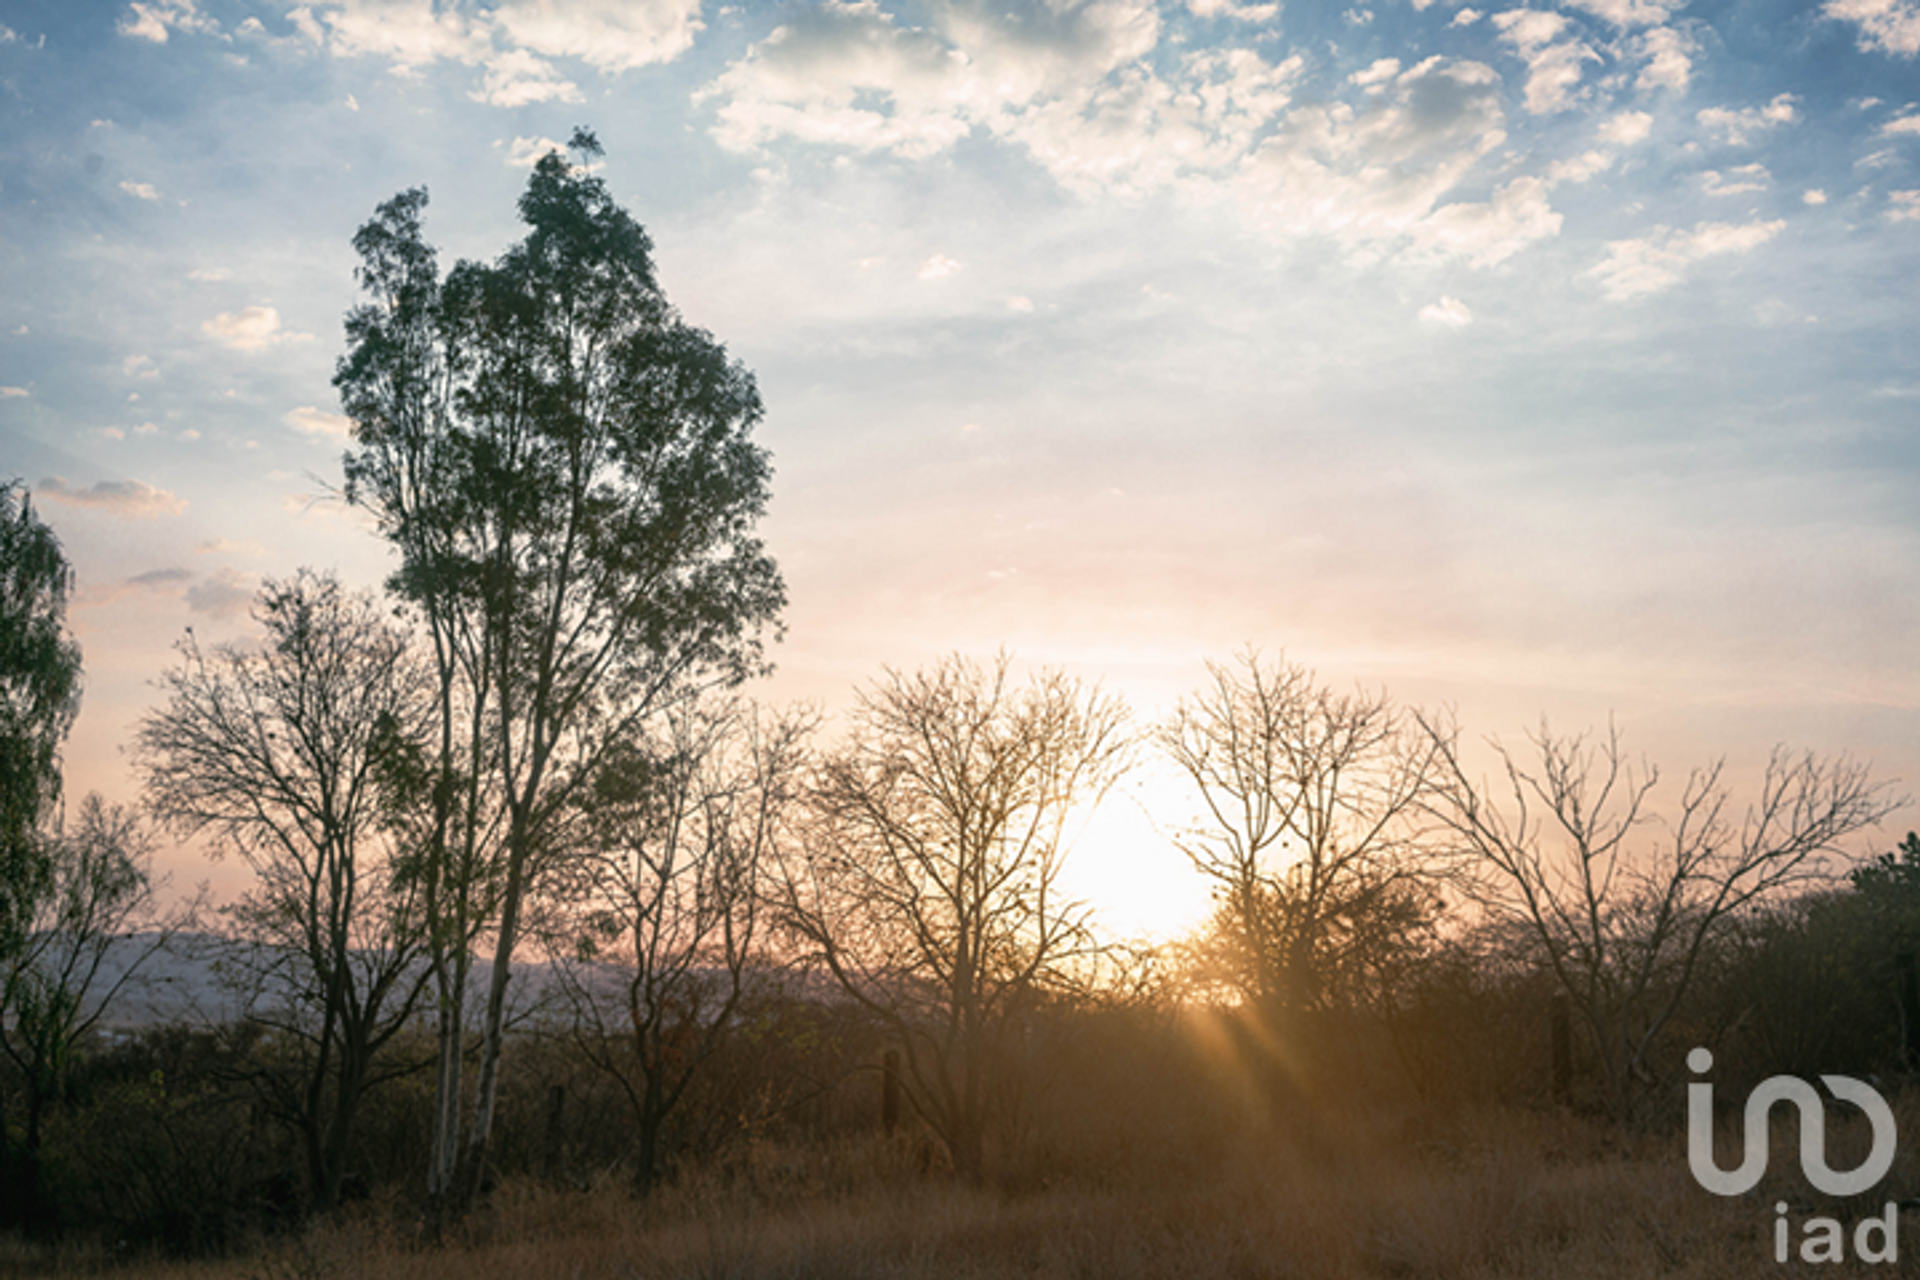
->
xmin=1 ymin=0 xmax=1917 ymax=939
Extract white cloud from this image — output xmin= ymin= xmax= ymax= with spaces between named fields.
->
xmin=1419 ymin=295 xmax=1473 ymax=326
xmin=122 ymin=354 xmax=158 ymax=379
xmin=0 ymin=386 xmax=26 ymax=398
xmin=35 ymin=475 xmax=187 ymax=518
xmin=1549 ymin=150 xmax=1613 ymax=184
xmin=502 ymin=135 xmax=572 ymax=166
xmin=1889 ymin=190 xmax=1920 ymax=222
xmin=102 ymin=428 xmax=125 ymax=441
xmin=1700 ymin=163 xmax=1770 ymax=196
xmin=1350 ymin=58 xmax=1401 ymax=88
xmin=1451 ymin=8 xmax=1483 ymax=24
xmin=1697 ymin=94 xmax=1798 ymax=146
xmin=119 ymin=180 xmax=161 ymax=200
xmin=203 ymin=305 xmax=310 ymax=351
xmin=1186 ymin=0 xmax=1280 ymax=21
xmin=0 ymin=24 xmax=17 ymax=43
xmin=118 ymin=0 xmax=219 ymax=43
xmin=1561 ymin=0 xmax=1678 ymax=26
xmin=1825 ymin=0 xmax=1920 ymax=56
xmin=1007 ymin=295 xmax=1035 ymax=312
xmin=1882 ymin=111 xmax=1920 ymax=136
xmin=1634 ymin=25 xmax=1693 ymax=92
xmin=472 ymin=49 xmax=582 ymax=105
xmin=284 ymin=405 xmax=354 ymax=439
xmin=1803 ymin=188 xmax=1828 ymax=204
xmin=491 ymin=0 xmax=705 ymax=71
xmin=133 ymin=422 xmax=159 ymax=435
xmin=188 ymin=268 xmax=229 ymax=281
xmin=1597 ymin=110 xmax=1653 ymax=145
xmin=918 ymin=254 xmax=963 ymax=280
xmin=1492 ymin=9 xmax=1600 ymax=115
xmin=298 ymin=0 xmax=711 ymax=93
xmin=1586 ymin=217 xmax=1786 ymax=299
xmin=1409 ymin=175 xmax=1563 ymax=266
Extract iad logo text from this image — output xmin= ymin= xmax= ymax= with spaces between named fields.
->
xmin=1687 ymin=1047 xmax=1901 ymax=1264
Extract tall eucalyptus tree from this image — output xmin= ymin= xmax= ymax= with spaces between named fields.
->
xmin=335 ymin=130 xmax=784 ymax=1211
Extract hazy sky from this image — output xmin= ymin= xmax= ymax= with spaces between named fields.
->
xmin=2 ymin=0 xmax=1917 ymax=935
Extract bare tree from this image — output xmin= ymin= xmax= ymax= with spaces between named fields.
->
xmin=136 ymin=570 xmax=431 ymax=1212
xmin=1159 ymin=651 xmax=1440 ymax=1016
xmin=548 ymin=697 xmax=809 ymax=1193
xmin=1420 ymin=715 xmax=1904 ymax=1120
xmin=771 ymin=654 xmax=1129 ymax=1179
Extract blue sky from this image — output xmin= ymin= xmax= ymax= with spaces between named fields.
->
xmin=2 ymin=0 xmax=1917 ymax=932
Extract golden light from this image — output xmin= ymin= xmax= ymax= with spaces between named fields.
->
xmin=1059 ymin=763 xmax=1216 ymax=945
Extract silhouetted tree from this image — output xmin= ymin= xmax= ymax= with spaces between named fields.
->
xmin=772 ymin=654 xmax=1129 ymax=1179
xmin=0 ymin=794 xmax=183 ymax=1222
xmin=1159 ymin=651 xmax=1440 ymax=1018
xmin=549 ymin=696 xmax=810 ymax=1193
xmin=335 ymin=129 xmax=784 ymax=1212
xmin=136 ymin=570 xmax=431 ymax=1212
xmin=1420 ymin=716 xmax=1903 ymax=1121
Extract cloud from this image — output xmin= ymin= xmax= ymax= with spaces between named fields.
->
xmin=1561 ymin=0 xmax=1679 ymax=26
xmin=918 ymin=254 xmax=963 ymax=280
xmin=118 ymin=0 xmax=219 ymax=43
xmin=203 ymin=305 xmax=310 ymax=351
xmin=1597 ymin=110 xmax=1653 ymax=145
xmin=35 ymin=475 xmax=187 ymax=518
xmin=1825 ymin=0 xmax=1920 ymax=56
xmin=186 ymin=567 xmax=258 ymax=619
xmin=1492 ymin=9 xmax=1600 ymax=115
xmin=1007 ymin=295 xmax=1035 ymax=312
xmin=1419 ymin=295 xmax=1473 ymax=326
xmin=490 ymin=0 xmax=705 ymax=71
xmin=1633 ymin=25 xmax=1693 ymax=91
xmin=1186 ymin=0 xmax=1280 ymax=20
xmin=284 ymin=405 xmax=353 ymax=439
xmin=1890 ymin=190 xmax=1920 ymax=222
xmin=502 ymin=135 xmax=571 ymax=166
xmin=471 ymin=49 xmax=582 ymax=106
xmin=1882 ymin=111 xmax=1920 ymax=136
xmin=1700 ymin=163 xmax=1770 ymax=196
xmin=0 ymin=386 xmax=26 ymax=398
xmin=188 ymin=268 xmax=229 ymax=281
xmin=701 ymin=0 xmax=1167 ymax=164
xmin=123 ymin=354 xmax=158 ymax=379
xmin=119 ymin=180 xmax=161 ymax=200
xmin=1451 ymin=8 xmax=1483 ymax=24
xmin=1697 ymin=94 xmax=1798 ymax=146
xmin=195 ymin=537 xmax=263 ymax=555
xmin=1409 ymin=175 xmax=1563 ymax=266
xmin=1585 ymin=217 xmax=1787 ymax=299
xmin=1804 ymin=188 xmax=1828 ymax=204
xmin=1548 ymin=150 xmax=1613 ymax=183
xmin=295 ymin=0 xmax=705 ymax=91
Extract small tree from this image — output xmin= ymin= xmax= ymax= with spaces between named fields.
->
xmin=772 ymin=654 xmax=1129 ymax=1179
xmin=136 ymin=570 xmax=431 ymax=1212
xmin=550 ymin=696 xmax=810 ymax=1192
xmin=1159 ymin=651 xmax=1440 ymax=1017
xmin=0 ymin=794 xmax=182 ymax=1220
xmin=1420 ymin=715 xmax=1903 ymax=1120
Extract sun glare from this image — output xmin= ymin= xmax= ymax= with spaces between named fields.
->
xmin=1060 ymin=767 xmax=1215 ymax=945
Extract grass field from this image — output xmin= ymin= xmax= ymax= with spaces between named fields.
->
xmin=15 ymin=1100 xmax=1900 ymax=1280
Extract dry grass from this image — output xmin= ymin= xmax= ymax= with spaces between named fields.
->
xmin=11 ymin=1107 xmax=1910 ymax=1280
